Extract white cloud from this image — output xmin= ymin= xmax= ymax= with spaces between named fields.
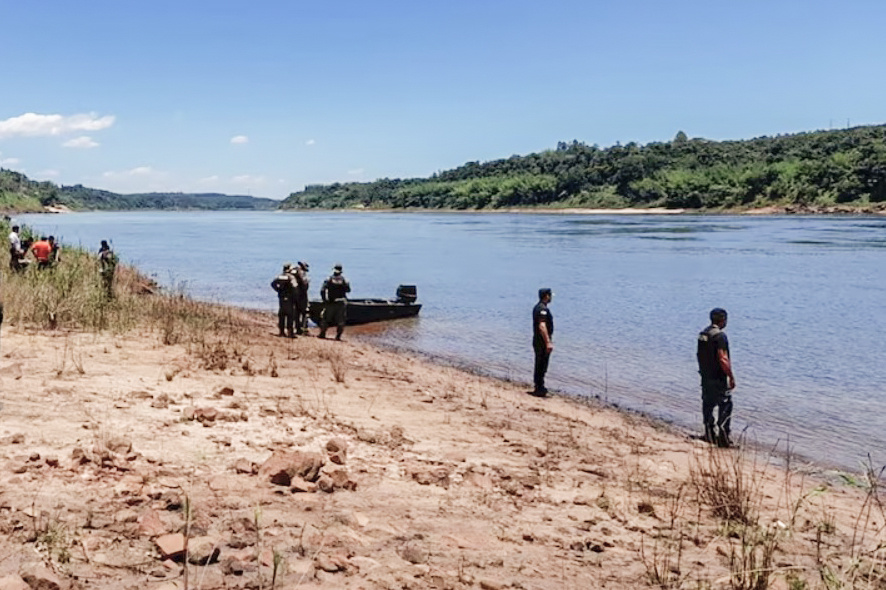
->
xmin=347 ymin=168 xmax=364 ymax=176
xmin=62 ymin=135 xmax=99 ymax=149
xmin=0 ymin=157 xmax=21 ymax=166
xmin=0 ymin=112 xmax=115 ymax=139
xmin=199 ymin=175 xmax=220 ymax=184
xmin=37 ymin=169 xmax=60 ymax=178
xmin=232 ymin=174 xmax=266 ymax=185
xmin=305 ymin=139 xmax=315 ymax=146
xmin=103 ymin=166 xmax=159 ymax=178
xmin=230 ymin=135 xmax=249 ymax=144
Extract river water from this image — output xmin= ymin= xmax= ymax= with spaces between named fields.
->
xmin=19 ymin=211 xmax=886 ymax=470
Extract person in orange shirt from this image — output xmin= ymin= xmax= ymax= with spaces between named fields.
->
xmin=30 ymin=237 xmax=53 ymax=269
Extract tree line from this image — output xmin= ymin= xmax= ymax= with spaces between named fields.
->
xmin=1 ymin=169 xmax=277 ymax=212
xmin=279 ymin=124 xmax=886 ymax=210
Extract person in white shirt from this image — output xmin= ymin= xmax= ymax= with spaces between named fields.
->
xmin=8 ymin=225 xmax=21 ymax=254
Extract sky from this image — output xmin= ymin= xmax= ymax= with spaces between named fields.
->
xmin=1 ymin=0 xmax=885 ymax=199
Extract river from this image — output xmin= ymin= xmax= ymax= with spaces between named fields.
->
xmin=19 ymin=211 xmax=886 ymax=470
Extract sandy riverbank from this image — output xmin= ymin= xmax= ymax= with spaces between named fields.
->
xmin=0 ymin=310 xmax=883 ymax=589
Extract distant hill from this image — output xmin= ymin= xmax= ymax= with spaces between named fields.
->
xmin=0 ymin=169 xmax=278 ymax=212
xmin=280 ymin=124 xmax=886 ymax=210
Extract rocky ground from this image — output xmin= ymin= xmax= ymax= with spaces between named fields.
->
xmin=0 ymin=313 xmax=883 ymax=589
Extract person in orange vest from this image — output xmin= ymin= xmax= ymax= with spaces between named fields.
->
xmin=30 ymin=236 xmax=53 ymax=269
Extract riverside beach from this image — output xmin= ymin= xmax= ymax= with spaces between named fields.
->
xmin=0 ymin=294 xmax=884 ymax=588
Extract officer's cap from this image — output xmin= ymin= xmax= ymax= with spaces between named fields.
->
xmin=298 ymin=261 xmax=309 ymax=270
xmin=333 ymin=263 xmax=343 ymax=272
xmin=710 ymin=307 xmax=728 ymax=321
xmin=538 ymin=287 xmax=552 ymax=299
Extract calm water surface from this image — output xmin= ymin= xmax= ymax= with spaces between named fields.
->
xmin=20 ymin=211 xmax=886 ymax=470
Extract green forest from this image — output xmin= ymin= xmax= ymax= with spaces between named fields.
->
xmin=1 ymin=169 xmax=277 ymax=212
xmin=280 ymin=124 xmax=886 ymax=210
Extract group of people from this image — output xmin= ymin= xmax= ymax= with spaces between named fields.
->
xmin=532 ymin=290 xmax=736 ymax=448
xmin=7 ymin=225 xmax=61 ymax=271
xmin=270 ymin=261 xmax=351 ymax=340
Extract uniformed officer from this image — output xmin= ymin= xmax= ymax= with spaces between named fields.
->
xmin=319 ymin=263 xmax=351 ymax=340
xmin=271 ymin=263 xmax=298 ymax=338
xmin=532 ymin=288 xmax=554 ymax=397
xmin=696 ymin=308 xmax=736 ymax=447
xmin=294 ymin=261 xmax=310 ymax=335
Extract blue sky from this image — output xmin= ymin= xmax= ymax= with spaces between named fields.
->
xmin=1 ymin=0 xmax=884 ymax=198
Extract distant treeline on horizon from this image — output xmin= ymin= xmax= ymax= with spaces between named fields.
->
xmin=280 ymin=124 xmax=886 ymax=211
xmin=4 ymin=123 xmax=886 ymax=213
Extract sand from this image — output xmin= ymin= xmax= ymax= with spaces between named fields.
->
xmin=0 ymin=311 xmax=882 ymax=589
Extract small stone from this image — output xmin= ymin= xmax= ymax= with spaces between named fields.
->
xmin=232 ymin=458 xmax=255 ymax=474
xmin=187 ymin=536 xmax=221 ymax=565
xmin=28 ymin=453 xmax=41 ymax=462
xmin=155 ymin=533 xmax=186 ymax=561
xmin=315 ymin=553 xmax=343 ymax=573
xmin=20 ymin=565 xmax=64 ymax=590
xmin=114 ymin=509 xmax=139 ymax=523
xmin=400 ymin=542 xmax=428 ymax=564
xmin=290 ymin=477 xmax=318 ymax=493
xmin=44 ymin=456 xmax=59 ymax=467
xmin=479 ymin=579 xmax=504 ymax=590
xmin=138 ymin=509 xmax=167 ymax=537
xmin=258 ymin=450 xmax=325 ymax=485
xmin=218 ymin=386 xmax=235 ymax=396
xmin=107 ymin=436 xmax=132 ymax=454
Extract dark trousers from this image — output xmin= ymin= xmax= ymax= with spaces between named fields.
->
xmin=294 ymin=295 xmax=309 ymax=334
xmin=701 ymin=378 xmax=733 ymax=446
xmin=277 ymin=299 xmax=295 ymax=336
xmin=533 ymin=340 xmax=551 ymax=393
xmin=320 ymin=300 xmax=347 ymax=339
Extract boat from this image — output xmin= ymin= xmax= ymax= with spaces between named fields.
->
xmin=308 ymin=285 xmax=422 ymax=326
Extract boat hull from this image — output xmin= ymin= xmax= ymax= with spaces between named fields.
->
xmin=308 ymin=299 xmax=422 ymax=326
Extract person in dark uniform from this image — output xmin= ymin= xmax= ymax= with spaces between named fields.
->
xmin=319 ymin=263 xmax=350 ymax=340
xmin=271 ymin=262 xmax=298 ymax=338
xmin=98 ymin=240 xmax=117 ymax=299
xmin=294 ymin=261 xmax=310 ymax=335
xmin=697 ymin=307 xmax=736 ymax=447
xmin=532 ymin=288 xmax=554 ymax=397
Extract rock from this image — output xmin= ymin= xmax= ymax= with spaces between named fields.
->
xmin=0 ymin=574 xmax=30 ymax=590
xmin=138 ymin=509 xmax=167 ymax=537
xmin=479 ymin=579 xmax=504 ymax=590
xmin=187 ymin=535 xmax=221 ymax=565
xmin=151 ymin=394 xmax=171 ymax=409
xmin=161 ymin=491 xmax=182 ymax=511
xmin=114 ymin=508 xmax=139 ymax=523
xmin=408 ymin=465 xmax=450 ymax=489
xmin=1 ymin=433 xmax=25 ymax=444
xmin=290 ymin=477 xmax=318 ymax=493
xmin=218 ymin=386 xmax=235 ymax=396
xmin=155 ymin=533 xmax=186 ymax=561
xmin=637 ymin=501 xmax=657 ymax=517
xmin=317 ymin=475 xmax=334 ymax=493
xmin=232 ymin=458 xmax=255 ymax=474
xmin=183 ymin=407 xmax=196 ymax=420
xmin=20 ymin=565 xmax=65 ymax=590
xmin=107 ymin=436 xmax=132 ymax=454
xmin=348 ymin=556 xmax=381 ymax=572
xmin=329 ymin=452 xmax=346 ymax=465
xmin=70 ymin=447 xmax=89 ymax=465
xmin=44 ymin=456 xmax=59 ymax=467
xmin=28 ymin=453 xmax=41 ymax=462
xmin=326 ymin=437 xmax=348 ymax=463
xmin=315 ymin=553 xmax=346 ymax=573
xmin=195 ymin=407 xmax=219 ymax=424
xmin=221 ymin=556 xmax=254 ymax=576
xmin=258 ymin=450 xmax=325 ymax=485
xmin=400 ymin=542 xmax=428 ymax=564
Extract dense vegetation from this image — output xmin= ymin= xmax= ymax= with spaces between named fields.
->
xmin=1 ymin=169 xmax=278 ymax=212
xmin=280 ymin=125 xmax=886 ymax=210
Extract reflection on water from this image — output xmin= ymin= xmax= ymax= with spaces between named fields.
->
xmin=19 ymin=211 xmax=886 ymax=470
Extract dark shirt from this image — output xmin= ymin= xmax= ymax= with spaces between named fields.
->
xmin=271 ymin=274 xmax=296 ymax=300
xmin=532 ymin=301 xmax=554 ymax=343
xmin=697 ymin=324 xmax=729 ymax=380
xmin=322 ymin=274 xmax=350 ymax=302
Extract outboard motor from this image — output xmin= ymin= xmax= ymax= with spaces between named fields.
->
xmin=396 ymin=285 xmax=418 ymax=303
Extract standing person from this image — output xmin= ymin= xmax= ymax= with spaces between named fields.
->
xmin=8 ymin=225 xmax=27 ymax=271
xmin=697 ymin=308 xmax=736 ymax=448
xmin=48 ymin=236 xmax=61 ymax=265
xmin=271 ymin=262 xmax=297 ymax=338
xmin=532 ymin=288 xmax=554 ymax=397
xmin=98 ymin=240 xmax=117 ymax=299
xmin=294 ymin=261 xmax=310 ymax=335
xmin=31 ymin=236 xmax=52 ymax=269
xmin=319 ymin=263 xmax=350 ymax=340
